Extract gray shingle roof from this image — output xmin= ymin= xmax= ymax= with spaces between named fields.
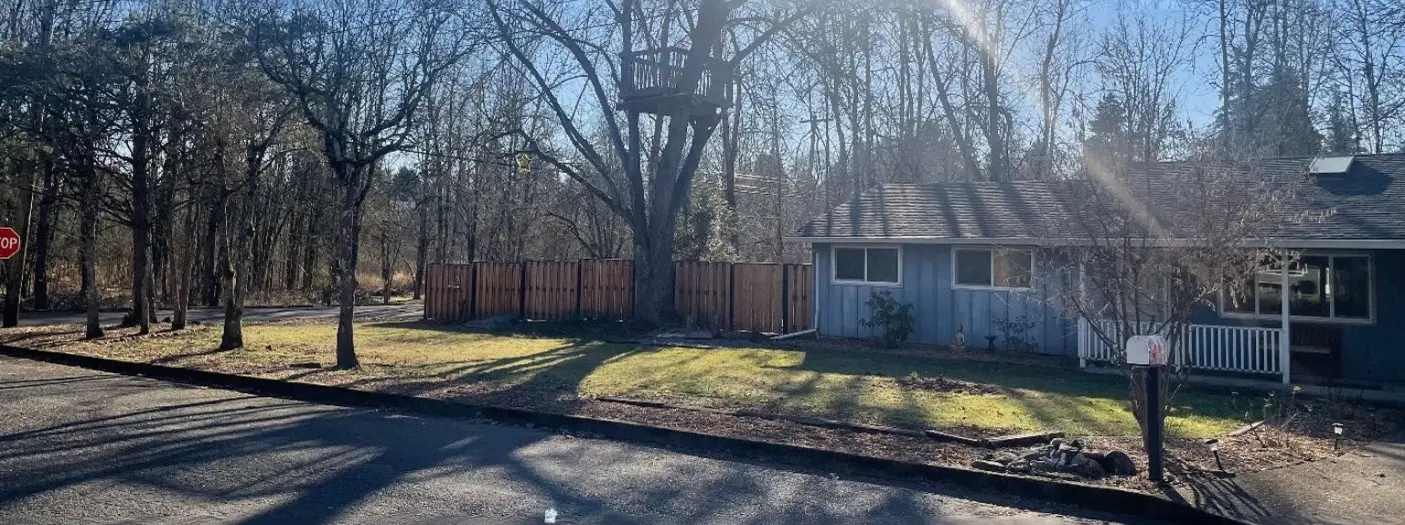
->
xmin=796 ymin=153 xmax=1405 ymax=244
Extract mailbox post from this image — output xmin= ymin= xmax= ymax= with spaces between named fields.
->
xmin=1127 ymin=335 xmax=1168 ymax=483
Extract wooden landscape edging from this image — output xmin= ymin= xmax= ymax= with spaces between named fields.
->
xmin=424 ymin=259 xmax=813 ymax=334
xmin=0 ymin=343 xmax=1253 ymax=525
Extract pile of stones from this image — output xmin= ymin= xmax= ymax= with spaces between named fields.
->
xmin=972 ymin=438 xmax=1137 ymax=480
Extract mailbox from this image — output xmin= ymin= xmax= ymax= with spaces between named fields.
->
xmin=1126 ymin=335 xmax=1169 ymax=366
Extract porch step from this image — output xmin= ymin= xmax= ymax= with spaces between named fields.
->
xmin=1290 ymin=344 xmax=1332 ymax=355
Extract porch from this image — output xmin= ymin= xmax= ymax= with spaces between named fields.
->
xmin=1077 ymin=318 xmax=1405 ymax=398
xmin=1078 ymin=318 xmax=1287 ymax=379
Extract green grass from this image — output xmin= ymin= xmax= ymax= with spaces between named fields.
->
xmin=49 ymin=321 xmax=1248 ymax=437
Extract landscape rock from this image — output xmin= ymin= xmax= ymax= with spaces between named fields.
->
xmin=1084 ymin=450 xmax=1137 ymax=476
xmin=971 ymin=436 xmax=1127 ymax=480
xmin=971 ymin=459 xmax=1006 ymax=472
xmin=1074 ymin=458 xmax=1106 ymax=479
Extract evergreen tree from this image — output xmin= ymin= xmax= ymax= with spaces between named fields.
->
xmin=1082 ymin=93 xmax=1131 ymax=170
xmin=1324 ymin=92 xmax=1359 ymax=154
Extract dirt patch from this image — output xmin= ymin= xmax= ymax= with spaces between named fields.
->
xmin=896 ymin=375 xmax=1005 ymax=395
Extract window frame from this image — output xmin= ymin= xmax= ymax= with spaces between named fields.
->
xmin=1217 ymin=251 xmax=1376 ymax=325
xmin=951 ymin=246 xmax=1036 ymax=291
xmin=830 ymin=245 xmax=903 ymax=286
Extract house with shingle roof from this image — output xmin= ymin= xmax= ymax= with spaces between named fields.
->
xmin=789 ymin=154 xmax=1405 ymax=385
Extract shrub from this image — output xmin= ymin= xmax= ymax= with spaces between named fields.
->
xmin=994 ymin=315 xmax=1039 ymax=353
xmin=860 ymin=290 xmax=915 ymax=348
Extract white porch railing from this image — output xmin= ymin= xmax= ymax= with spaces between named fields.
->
xmin=1077 ymin=318 xmax=1284 ymax=376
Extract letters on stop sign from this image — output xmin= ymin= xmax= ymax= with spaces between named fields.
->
xmin=0 ymin=227 xmax=20 ymax=260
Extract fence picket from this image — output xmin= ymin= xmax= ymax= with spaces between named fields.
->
xmin=428 ymin=259 xmax=812 ymax=332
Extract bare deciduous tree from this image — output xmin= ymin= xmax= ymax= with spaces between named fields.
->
xmin=251 ymin=0 xmax=475 ymax=367
xmin=1053 ymin=157 xmax=1296 ymax=438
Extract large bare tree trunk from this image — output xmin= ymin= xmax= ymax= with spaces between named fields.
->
xmin=80 ymin=165 xmax=103 ymax=340
xmin=31 ymin=159 xmax=56 ymax=310
xmin=200 ymin=199 xmax=221 ymax=306
xmin=172 ymin=196 xmax=197 ymax=330
xmin=334 ymin=165 xmax=365 ymax=369
xmin=218 ymin=193 xmax=243 ymax=349
xmin=633 ymin=223 xmax=677 ymax=327
xmin=129 ymin=216 xmax=152 ymax=334
xmin=126 ymin=46 xmax=155 ymax=334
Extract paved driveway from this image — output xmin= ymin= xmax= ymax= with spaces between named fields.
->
xmin=0 ymin=357 xmax=1146 ymax=525
xmin=13 ymin=303 xmax=421 ymax=327
xmin=1173 ymin=431 xmax=1405 ymax=524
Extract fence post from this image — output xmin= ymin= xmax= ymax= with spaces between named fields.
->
xmin=1077 ymin=317 xmax=1087 ymax=368
xmin=780 ymin=264 xmax=790 ymax=333
xmin=575 ymin=259 xmax=584 ymax=322
xmin=726 ymin=263 xmax=736 ymax=331
xmin=519 ymin=261 xmax=529 ymax=320
xmin=468 ymin=263 xmax=479 ymax=320
xmin=1281 ymin=253 xmax=1292 ymax=385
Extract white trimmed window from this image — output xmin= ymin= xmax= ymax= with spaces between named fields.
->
xmin=953 ymin=247 xmax=1033 ymax=290
xmin=832 ymin=246 xmax=901 ymax=285
xmin=1222 ymin=253 xmax=1373 ymax=323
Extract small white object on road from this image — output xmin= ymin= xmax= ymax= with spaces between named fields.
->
xmin=544 ymin=507 xmax=557 ymax=523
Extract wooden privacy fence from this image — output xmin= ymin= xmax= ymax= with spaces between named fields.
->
xmin=424 ymin=259 xmax=812 ymax=334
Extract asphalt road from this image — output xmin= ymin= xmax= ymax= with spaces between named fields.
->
xmin=13 ymin=303 xmax=421 ymax=327
xmin=0 ymin=357 xmax=1150 ymax=525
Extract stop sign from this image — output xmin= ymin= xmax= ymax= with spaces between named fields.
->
xmin=0 ymin=227 xmax=20 ymax=260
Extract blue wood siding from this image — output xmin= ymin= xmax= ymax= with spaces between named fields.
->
xmin=1188 ymin=249 xmax=1405 ymax=383
xmin=813 ymin=243 xmax=1078 ymax=355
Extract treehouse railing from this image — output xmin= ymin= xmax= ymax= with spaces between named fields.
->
xmin=621 ymin=47 xmax=730 ymax=106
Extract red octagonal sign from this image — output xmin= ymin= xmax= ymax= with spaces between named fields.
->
xmin=0 ymin=227 xmax=20 ymax=260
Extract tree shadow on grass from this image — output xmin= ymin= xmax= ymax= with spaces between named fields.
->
xmin=0 ymin=327 xmax=87 ymax=348
xmin=776 ymin=350 xmax=1245 ymax=435
xmin=150 ymin=346 xmax=238 ymax=365
xmin=330 ymin=339 xmax=650 ymax=412
xmin=780 ymin=350 xmax=1128 ymax=399
xmin=361 ymin=319 xmax=637 ymax=342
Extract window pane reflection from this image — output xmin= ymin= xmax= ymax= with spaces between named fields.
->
xmin=1334 ymin=257 xmax=1370 ymax=318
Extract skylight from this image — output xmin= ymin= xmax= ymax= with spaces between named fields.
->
xmin=1308 ymin=156 xmax=1354 ymax=175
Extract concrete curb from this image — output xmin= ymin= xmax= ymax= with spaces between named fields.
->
xmin=0 ymin=344 xmax=1247 ymax=525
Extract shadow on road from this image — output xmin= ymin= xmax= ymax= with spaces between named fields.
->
xmin=0 ymin=366 xmax=1136 ymax=525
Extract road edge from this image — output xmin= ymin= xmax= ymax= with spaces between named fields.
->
xmin=0 ymin=343 xmax=1248 ymax=525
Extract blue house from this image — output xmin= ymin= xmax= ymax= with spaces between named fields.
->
xmin=790 ymin=154 xmax=1405 ymax=385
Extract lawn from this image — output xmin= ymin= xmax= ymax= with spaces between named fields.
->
xmin=7 ymin=320 xmax=1249 ymax=437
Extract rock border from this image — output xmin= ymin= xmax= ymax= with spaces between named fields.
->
xmin=0 ymin=343 xmax=1248 ymax=525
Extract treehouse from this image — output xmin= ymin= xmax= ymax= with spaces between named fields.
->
xmin=618 ymin=47 xmax=732 ymax=117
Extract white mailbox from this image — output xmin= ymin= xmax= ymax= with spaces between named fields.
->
xmin=1126 ymin=335 xmax=1169 ymax=366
